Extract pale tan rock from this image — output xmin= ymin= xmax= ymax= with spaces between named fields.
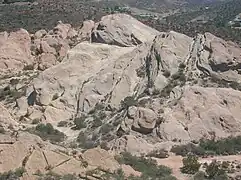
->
xmin=25 ymin=150 xmax=47 ymax=175
xmin=91 ymin=13 xmax=160 ymax=47
xmin=132 ymin=107 xmax=157 ymax=134
xmin=79 ymin=20 xmax=95 ymax=40
xmin=112 ymin=135 xmax=154 ymax=156
xmin=82 ymin=147 xmax=120 ymax=172
xmin=54 ymin=22 xmax=71 ymax=39
xmin=0 ymin=103 xmax=18 ymax=127
xmin=52 ymin=158 xmax=84 ymax=175
xmin=159 ymin=86 xmax=241 ymax=142
xmin=67 ymin=28 xmax=78 ymax=39
xmin=38 ymin=53 xmax=57 ymax=70
xmin=40 ymin=41 xmax=57 ymax=54
xmin=0 ymin=29 xmax=33 ymax=73
xmin=34 ymin=29 xmax=47 ymax=39
xmin=121 ymin=164 xmax=141 ymax=177
xmin=43 ymin=149 xmax=70 ymax=168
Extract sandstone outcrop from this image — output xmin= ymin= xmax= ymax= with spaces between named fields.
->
xmin=1 ymin=13 xmax=241 ymax=179
xmin=0 ymin=29 xmax=33 ymax=75
xmin=91 ymin=13 xmax=160 ymax=47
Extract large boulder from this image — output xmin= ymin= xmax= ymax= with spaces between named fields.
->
xmin=91 ymin=13 xmax=160 ymax=47
xmin=0 ymin=29 xmax=33 ymax=74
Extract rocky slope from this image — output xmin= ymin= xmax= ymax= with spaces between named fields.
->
xmin=1 ymin=13 xmax=241 ymax=179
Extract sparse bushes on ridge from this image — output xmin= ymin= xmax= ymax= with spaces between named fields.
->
xmin=28 ymin=123 xmax=65 ymax=143
xmin=171 ymin=136 xmax=241 ymax=157
xmin=204 ymin=161 xmax=228 ymax=180
xmin=115 ymin=152 xmax=176 ymax=179
xmin=171 ymin=143 xmax=205 ymax=157
xmin=147 ymin=149 xmax=169 ymax=159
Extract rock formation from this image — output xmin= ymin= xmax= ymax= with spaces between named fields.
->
xmin=1 ymin=13 xmax=241 ymax=179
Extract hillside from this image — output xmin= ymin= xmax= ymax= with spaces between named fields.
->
xmin=1 ymin=13 xmax=241 ymax=179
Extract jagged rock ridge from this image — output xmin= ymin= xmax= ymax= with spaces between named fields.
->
xmin=1 ymin=13 xmax=241 ymax=179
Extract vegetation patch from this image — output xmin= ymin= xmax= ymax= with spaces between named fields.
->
xmin=0 ymin=167 xmax=25 ymax=180
xmin=171 ymin=136 xmax=241 ymax=157
xmin=28 ymin=123 xmax=65 ymax=143
xmin=121 ymin=96 xmax=137 ymax=109
xmin=115 ymin=152 xmax=176 ymax=179
xmin=72 ymin=116 xmax=87 ymax=130
xmin=180 ymin=154 xmax=201 ymax=174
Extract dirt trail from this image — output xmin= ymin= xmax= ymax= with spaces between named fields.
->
xmin=156 ymin=154 xmax=241 ymax=180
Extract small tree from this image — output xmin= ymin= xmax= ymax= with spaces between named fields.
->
xmin=180 ymin=154 xmax=201 ymax=174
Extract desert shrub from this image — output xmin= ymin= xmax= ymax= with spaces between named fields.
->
xmin=172 ymin=136 xmax=241 ymax=157
xmin=72 ymin=116 xmax=87 ymax=130
xmin=204 ymin=161 xmax=228 ymax=180
xmin=0 ymin=127 xmax=5 ymax=134
xmin=100 ymin=123 xmax=113 ymax=135
xmin=152 ymin=88 xmax=160 ymax=96
xmin=29 ymin=123 xmax=65 ymax=143
xmin=0 ymin=167 xmax=25 ymax=180
xmin=171 ymin=143 xmax=205 ymax=156
xmin=52 ymin=93 xmax=59 ymax=100
xmin=57 ymin=121 xmax=68 ymax=127
xmin=32 ymin=118 xmax=41 ymax=125
xmin=37 ymin=171 xmax=80 ymax=180
xmin=77 ymin=132 xmax=96 ymax=149
xmin=163 ymin=70 xmax=171 ymax=78
xmin=147 ymin=149 xmax=169 ymax=159
xmin=100 ymin=141 xmax=110 ymax=151
xmin=136 ymin=66 xmax=146 ymax=78
xmin=88 ymin=103 xmax=105 ymax=114
xmin=199 ymin=136 xmax=241 ymax=155
xmin=115 ymin=152 xmax=176 ymax=179
xmin=180 ymin=154 xmax=201 ymax=174
xmin=0 ymin=86 xmax=26 ymax=103
xmin=193 ymin=171 xmax=207 ymax=180
xmin=121 ymin=96 xmax=137 ymax=109
xmin=179 ymin=63 xmax=186 ymax=69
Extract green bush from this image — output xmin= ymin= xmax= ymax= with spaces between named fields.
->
xmin=0 ymin=127 xmax=5 ymax=134
xmin=205 ymin=161 xmax=228 ymax=180
xmin=193 ymin=171 xmax=207 ymax=180
xmin=163 ymin=70 xmax=171 ymax=78
xmin=171 ymin=143 xmax=205 ymax=156
xmin=147 ymin=149 xmax=169 ymax=159
xmin=32 ymin=118 xmax=41 ymax=125
xmin=115 ymin=152 xmax=176 ymax=179
xmin=77 ymin=132 xmax=96 ymax=149
xmin=121 ymin=96 xmax=137 ymax=109
xmin=180 ymin=154 xmax=201 ymax=174
xmin=29 ymin=123 xmax=65 ymax=143
xmin=171 ymin=136 xmax=241 ymax=157
xmin=57 ymin=121 xmax=68 ymax=127
xmin=100 ymin=123 xmax=113 ymax=135
xmin=73 ymin=116 xmax=87 ymax=130
xmin=199 ymin=136 xmax=241 ymax=155
xmin=0 ymin=167 xmax=25 ymax=180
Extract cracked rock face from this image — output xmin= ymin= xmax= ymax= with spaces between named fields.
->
xmin=159 ymin=86 xmax=241 ymax=142
xmin=2 ymin=13 xmax=241 ymax=178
